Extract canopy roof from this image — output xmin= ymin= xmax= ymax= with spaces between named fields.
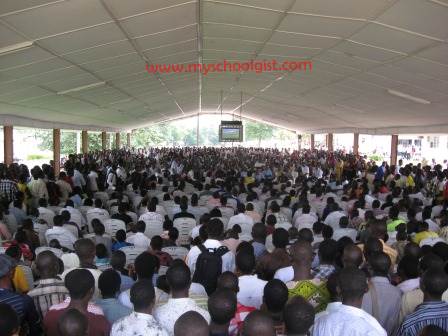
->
xmin=0 ymin=0 xmax=448 ymax=134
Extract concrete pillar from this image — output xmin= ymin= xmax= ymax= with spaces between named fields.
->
xmin=101 ymin=132 xmax=107 ymax=150
xmin=310 ymin=134 xmax=315 ymax=150
xmin=297 ymin=134 xmax=302 ymax=151
xmin=81 ymin=130 xmax=88 ymax=154
xmin=391 ymin=134 xmax=398 ymax=166
xmin=353 ymin=133 xmax=359 ymax=156
xmin=126 ymin=133 xmax=131 ymax=147
xmin=327 ymin=133 xmax=334 ymax=152
xmin=115 ymin=133 xmax=121 ymax=149
xmin=53 ymin=129 xmax=61 ymax=174
xmin=3 ymin=126 xmax=13 ymax=166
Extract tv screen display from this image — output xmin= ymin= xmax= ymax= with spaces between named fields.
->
xmin=219 ymin=122 xmax=243 ymax=142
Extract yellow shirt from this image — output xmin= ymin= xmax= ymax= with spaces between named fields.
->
xmin=412 ymin=231 xmax=439 ymax=245
xmin=12 ymin=266 xmax=30 ymax=294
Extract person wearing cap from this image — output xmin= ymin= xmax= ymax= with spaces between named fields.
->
xmin=0 ymin=254 xmax=41 ymax=335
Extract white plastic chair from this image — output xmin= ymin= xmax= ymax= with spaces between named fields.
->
xmin=103 ymin=219 xmax=126 ymax=236
xmin=86 ymin=212 xmax=110 ymax=232
xmin=38 ymin=211 xmax=55 ymax=227
xmin=173 ymin=217 xmax=196 ymax=246
xmin=35 ymin=246 xmax=64 ymax=258
xmin=275 ymin=222 xmax=292 ymax=231
xmin=143 ymin=219 xmax=164 ymax=239
xmin=219 ymin=207 xmax=235 ymax=220
xmin=161 ymin=246 xmax=189 ymax=260
xmin=120 ymin=246 xmax=148 ymax=266
xmin=110 ymin=205 xmax=119 ymax=216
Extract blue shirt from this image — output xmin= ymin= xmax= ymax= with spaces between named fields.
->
xmin=95 ymin=298 xmax=132 ymax=324
xmin=119 ymin=273 xmax=135 ymax=292
xmin=396 ymin=301 xmax=448 ymax=336
xmin=112 ymin=241 xmax=133 ymax=252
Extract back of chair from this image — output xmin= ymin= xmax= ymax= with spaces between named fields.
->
xmin=143 ymin=219 xmax=164 ymax=239
xmin=86 ymin=212 xmax=110 ymax=232
xmin=38 ymin=212 xmax=54 ymax=227
xmin=103 ymin=219 xmax=126 ymax=236
xmin=161 ymin=246 xmax=189 ymax=260
xmin=120 ymin=246 xmax=147 ymax=266
xmin=173 ymin=218 xmax=196 ymax=246
xmin=35 ymin=246 xmax=64 ymax=258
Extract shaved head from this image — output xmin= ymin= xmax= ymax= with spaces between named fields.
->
xmin=290 ymin=240 xmax=313 ymax=264
xmin=174 ymin=311 xmax=209 ymax=336
xmin=242 ymin=310 xmax=275 ymax=336
xmin=36 ymin=251 xmax=59 ymax=278
xmin=342 ymin=244 xmax=363 ymax=269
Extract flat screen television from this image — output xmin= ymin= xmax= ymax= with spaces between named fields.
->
xmin=219 ymin=121 xmax=243 ymax=142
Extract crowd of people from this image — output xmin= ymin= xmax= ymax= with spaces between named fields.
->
xmin=1 ymin=146 xmax=448 ymax=336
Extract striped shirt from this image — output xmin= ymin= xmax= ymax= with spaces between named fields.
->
xmin=396 ymin=301 xmax=448 ymax=336
xmin=27 ymin=278 xmax=68 ymax=319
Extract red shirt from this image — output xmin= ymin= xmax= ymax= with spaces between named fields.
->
xmin=44 ymin=307 xmax=110 ymax=336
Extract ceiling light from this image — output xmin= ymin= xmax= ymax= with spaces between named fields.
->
xmin=387 ymin=89 xmax=431 ymax=105
xmin=0 ymin=41 xmax=34 ymax=56
xmin=57 ymin=82 xmax=106 ymax=95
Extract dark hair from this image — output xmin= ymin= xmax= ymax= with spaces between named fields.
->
xmin=0 ymin=303 xmax=19 ymax=336
xmin=111 ymin=250 xmax=126 ymax=270
xmin=65 ymin=269 xmax=95 ymax=300
xmin=135 ymin=221 xmax=146 ymax=233
xmin=208 ymin=288 xmax=237 ymax=325
xmin=130 ymin=279 xmax=155 ymax=311
xmin=398 ymin=255 xmax=419 ymax=279
xmin=174 ymin=311 xmax=209 ymax=336
xmin=236 ymin=250 xmax=255 ymax=274
xmin=367 ymin=251 xmax=391 ymax=277
xmin=318 ymin=239 xmax=338 ymax=264
xmin=95 ymin=243 xmax=108 ymax=259
xmin=98 ymin=269 xmax=121 ymax=297
xmin=166 ymin=262 xmax=191 ymax=291
xmin=115 ymin=229 xmax=127 ymax=242
xmin=263 ymin=279 xmax=288 ymax=313
xmin=421 ymin=268 xmax=448 ymax=298
xmin=207 ymin=218 xmax=224 ymax=238
xmin=337 ymin=267 xmax=368 ymax=301
xmin=150 ymin=235 xmax=163 ymax=251
xmin=283 ymin=296 xmax=315 ymax=335
xmin=322 ymin=225 xmax=334 ymax=239
xmin=272 ymin=228 xmax=289 ymax=248
xmin=135 ymin=252 xmax=160 ymax=279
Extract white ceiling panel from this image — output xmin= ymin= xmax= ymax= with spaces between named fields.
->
xmin=2 ymin=0 xmax=111 ymax=39
xmin=0 ymin=0 xmax=61 ymax=16
xmin=135 ymin=25 xmax=197 ymax=50
xmin=104 ymin=0 xmax=194 ymax=20
xmin=203 ymin=23 xmax=270 ymax=42
xmin=416 ymin=44 xmax=448 ymax=66
xmin=62 ymin=40 xmax=135 ymax=64
xmin=333 ymin=40 xmax=405 ymax=63
xmin=269 ymin=31 xmax=340 ymax=49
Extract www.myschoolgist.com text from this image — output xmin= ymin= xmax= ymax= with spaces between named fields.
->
xmin=145 ymin=59 xmax=313 ymax=76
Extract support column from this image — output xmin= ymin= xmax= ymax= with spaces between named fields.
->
xmin=297 ymin=134 xmax=302 ymax=151
xmin=101 ymin=132 xmax=107 ymax=150
xmin=327 ymin=133 xmax=334 ymax=152
xmin=390 ymin=134 xmax=398 ymax=166
xmin=53 ymin=129 xmax=61 ymax=174
xmin=115 ymin=132 xmax=121 ymax=149
xmin=353 ymin=133 xmax=359 ymax=156
xmin=81 ymin=130 xmax=88 ymax=154
xmin=310 ymin=134 xmax=315 ymax=150
xmin=126 ymin=133 xmax=131 ymax=147
xmin=3 ymin=126 xmax=13 ymax=166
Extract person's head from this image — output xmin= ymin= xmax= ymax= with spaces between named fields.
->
xmin=65 ymin=269 xmax=95 ymax=302
xmin=367 ymin=251 xmax=391 ymax=277
xmin=419 ymin=325 xmax=448 ymax=336
xmin=242 ymin=310 xmax=276 ymax=336
xmin=208 ymin=288 xmax=237 ymax=327
xmin=236 ymin=250 xmax=256 ymax=275
xmin=5 ymin=245 xmax=21 ymax=262
xmin=53 ymin=214 xmax=64 ymax=227
xmin=297 ymin=228 xmax=314 ymax=244
xmin=272 ymin=228 xmax=289 ymax=249
xmin=168 ymin=227 xmax=179 ymax=243
xmin=166 ymin=262 xmax=191 ymax=294
xmin=135 ymin=220 xmax=146 ymax=233
xmin=74 ymin=239 xmax=96 ymax=263
xmin=115 ymin=229 xmax=127 ymax=243
xmin=0 ymin=303 xmax=20 ymax=336
xmin=290 ymin=240 xmax=313 ymax=266
xmin=398 ymin=255 xmax=419 ymax=280
xmin=338 ymin=216 xmax=349 ymax=229
xmin=135 ymin=252 xmax=160 ymax=280
xmin=337 ymin=267 xmax=368 ymax=306
xmin=98 ymin=269 xmax=121 ymax=299
xmin=110 ymin=250 xmax=126 ymax=271
xmin=419 ymin=253 xmax=444 ymax=274
xmin=94 ymin=199 xmax=103 ymax=208
xmin=263 ymin=279 xmax=288 ymax=314
xmin=404 ymin=242 xmax=422 ymax=259
xmin=207 ymin=218 xmax=224 ymax=240
xmin=266 ymin=214 xmax=277 ymax=226
xmin=92 ymin=220 xmax=105 ymax=236
xmin=342 ymin=244 xmax=363 ymax=269
xmin=318 ymin=239 xmax=338 ymax=265
xmin=251 ymin=222 xmax=267 ymax=242
xmin=283 ymin=296 xmax=315 ymax=336
xmin=130 ymin=279 xmax=155 ymax=313
xmin=174 ymin=311 xmax=209 ymax=336
xmin=36 ymin=250 xmax=59 ymax=279
xmin=364 ymin=237 xmax=383 ymax=261
xmin=217 ymin=271 xmax=239 ymax=293
xmin=421 ymin=268 xmax=448 ymax=301
xmin=322 ymin=225 xmax=334 ymax=240
xmin=150 ymin=235 xmax=163 ymax=251
xmin=370 ymin=219 xmax=388 ymax=240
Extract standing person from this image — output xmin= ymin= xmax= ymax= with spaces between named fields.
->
xmin=43 ymin=269 xmax=110 ymax=336
xmin=312 ymin=267 xmax=386 ymax=336
xmin=111 ymin=279 xmax=168 ymax=336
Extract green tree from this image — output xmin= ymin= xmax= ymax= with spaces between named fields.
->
xmin=88 ymin=133 xmax=102 ymax=151
xmin=244 ymin=121 xmax=274 ymax=146
xmin=34 ymin=130 xmax=77 ymax=154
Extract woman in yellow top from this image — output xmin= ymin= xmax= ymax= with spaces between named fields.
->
xmin=413 ymin=221 xmax=439 ymax=245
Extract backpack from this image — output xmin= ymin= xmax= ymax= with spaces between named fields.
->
xmin=192 ymin=244 xmax=229 ymax=295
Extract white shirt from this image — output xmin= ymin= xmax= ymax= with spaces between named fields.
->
xmin=294 ymin=213 xmax=318 ymax=230
xmin=73 ymin=169 xmax=86 ymax=188
xmin=312 ymin=303 xmax=387 ymax=336
xmin=88 ymin=171 xmax=99 ymax=192
xmin=237 ymin=275 xmax=267 ymax=309
xmin=186 ymin=239 xmax=235 ymax=275
xmin=45 ymin=226 xmax=77 ymax=250
xmin=228 ymin=213 xmax=254 ymax=235
xmin=324 ymin=211 xmax=347 ymax=231
xmin=139 ymin=212 xmax=164 ymax=223
xmin=274 ymin=266 xmax=294 ymax=283
xmin=332 ymin=228 xmax=358 ymax=242
xmin=397 ymin=278 xmax=420 ymax=293
xmin=154 ymin=298 xmax=210 ymax=335
xmin=126 ymin=232 xmax=150 ymax=249
xmin=314 ymin=302 xmax=342 ymax=321
xmin=111 ymin=312 xmax=168 ymax=336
